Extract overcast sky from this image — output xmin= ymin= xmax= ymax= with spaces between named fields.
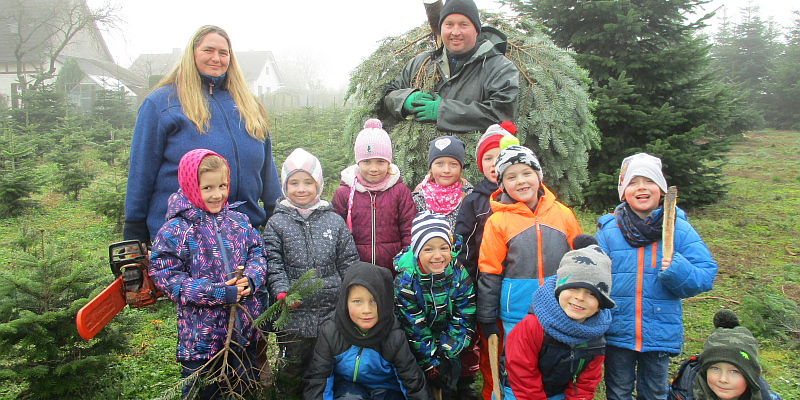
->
xmin=88 ymin=0 xmax=797 ymax=89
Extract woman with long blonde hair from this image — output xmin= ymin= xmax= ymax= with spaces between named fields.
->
xmin=124 ymin=25 xmax=281 ymax=245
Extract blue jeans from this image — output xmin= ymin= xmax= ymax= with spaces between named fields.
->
xmin=604 ymin=346 xmax=670 ymax=400
xmin=333 ymin=380 xmax=405 ymax=400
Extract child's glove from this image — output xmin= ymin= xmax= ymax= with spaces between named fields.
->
xmin=276 ymin=292 xmax=299 ymax=309
xmin=480 ymin=321 xmax=501 ymax=338
xmin=425 ymin=358 xmax=453 ymax=389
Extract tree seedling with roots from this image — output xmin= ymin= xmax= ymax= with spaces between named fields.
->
xmin=158 ymin=269 xmax=322 ymax=400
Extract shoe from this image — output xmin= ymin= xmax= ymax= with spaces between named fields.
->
xmin=455 ymin=377 xmax=480 ymax=400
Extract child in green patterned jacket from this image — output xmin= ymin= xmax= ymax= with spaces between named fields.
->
xmin=394 ymin=211 xmax=476 ymax=400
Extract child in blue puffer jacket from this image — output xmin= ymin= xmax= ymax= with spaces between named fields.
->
xmin=149 ymin=149 xmax=267 ymax=399
xmin=595 ymin=153 xmax=717 ymax=400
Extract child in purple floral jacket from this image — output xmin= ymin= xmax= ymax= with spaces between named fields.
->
xmin=149 ymin=149 xmax=267 ymax=399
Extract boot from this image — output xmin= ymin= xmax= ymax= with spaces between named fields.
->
xmin=454 ymin=376 xmax=480 ymax=400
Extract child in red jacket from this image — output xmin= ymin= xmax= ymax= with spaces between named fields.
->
xmin=332 ymin=119 xmax=416 ymax=275
xmin=502 ymin=237 xmax=614 ymax=400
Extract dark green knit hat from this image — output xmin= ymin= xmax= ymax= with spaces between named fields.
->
xmin=699 ymin=310 xmax=761 ymax=395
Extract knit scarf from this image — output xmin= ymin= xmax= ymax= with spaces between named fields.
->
xmin=532 ymin=277 xmax=611 ymax=347
xmin=614 ymin=202 xmax=664 ymax=248
xmin=416 ymin=174 xmax=464 ymax=215
xmin=356 ymin=170 xmax=391 ymax=192
xmin=279 ymin=198 xmax=328 ymax=219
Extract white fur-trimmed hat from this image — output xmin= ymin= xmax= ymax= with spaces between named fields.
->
xmin=617 ymin=153 xmax=668 ymax=201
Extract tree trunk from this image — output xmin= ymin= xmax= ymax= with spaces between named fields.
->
xmin=424 ymin=0 xmax=443 ymax=46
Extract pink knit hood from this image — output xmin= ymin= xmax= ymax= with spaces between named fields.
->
xmin=178 ymin=149 xmax=230 ymax=213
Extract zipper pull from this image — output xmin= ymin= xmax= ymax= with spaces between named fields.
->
xmin=209 ymin=82 xmax=214 ymax=95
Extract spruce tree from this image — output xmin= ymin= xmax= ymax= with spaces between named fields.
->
xmin=710 ymin=3 xmax=780 ymax=123
xmin=504 ymin=0 xmax=741 ymax=210
xmin=344 ymin=13 xmax=599 ymax=205
xmin=0 ymin=108 xmax=40 ymax=218
xmin=50 ymin=117 xmax=93 ymax=200
xmin=763 ymin=12 xmax=800 ymax=130
xmin=0 ymin=245 xmax=131 ymax=399
xmin=92 ymin=88 xmax=135 ymax=129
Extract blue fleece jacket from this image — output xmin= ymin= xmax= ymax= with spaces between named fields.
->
xmin=124 ymin=83 xmax=281 ymax=242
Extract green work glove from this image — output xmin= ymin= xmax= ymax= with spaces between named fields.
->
xmin=411 ymin=95 xmax=441 ymax=122
xmin=403 ymin=91 xmax=434 ymax=113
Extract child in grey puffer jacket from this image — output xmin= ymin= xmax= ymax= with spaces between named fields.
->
xmin=263 ymin=148 xmax=359 ymax=396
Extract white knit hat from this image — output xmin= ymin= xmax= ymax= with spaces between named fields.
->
xmin=617 ymin=153 xmax=668 ymax=201
xmin=281 ymin=148 xmax=324 ymax=197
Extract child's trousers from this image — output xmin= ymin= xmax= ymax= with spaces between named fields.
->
xmin=277 ymin=333 xmax=317 ymax=396
xmin=333 ymin=380 xmax=405 ymax=400
xmin=604 ymin=345 xmax=670 ymax=400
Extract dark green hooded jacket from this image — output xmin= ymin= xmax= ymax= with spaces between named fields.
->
xmin=383 ymin=27 xmax=519 ymax=134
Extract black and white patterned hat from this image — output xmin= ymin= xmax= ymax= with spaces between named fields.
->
xmin=494 ymin=143 xmax=543 ymax=187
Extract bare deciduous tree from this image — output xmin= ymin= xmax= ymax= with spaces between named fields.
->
xmin=2 ymin=0 xmax=119 ymax=89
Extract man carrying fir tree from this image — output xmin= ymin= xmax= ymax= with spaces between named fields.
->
xmin=382 ymin=0 xmax=519 ymax=134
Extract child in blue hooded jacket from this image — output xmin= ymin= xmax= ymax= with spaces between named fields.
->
xmin=596 ymin=153 xmax=717 ymax=400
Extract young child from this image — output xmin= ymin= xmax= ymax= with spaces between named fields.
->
xmin=303 ymin=261 xmax=431 ymax=400
xmin=412 ymin=135 xmax=474 ymax=229
xmin=454 ymin=121 xmax=514 ymax=399
xmin=149 ymin=149 xmax=267 ymax=399
xmin=333 ymin=118 xmax=416 ymax=275
xmin=503 ymin=240 xmax=615 ymax=400
xmin=477 ymin=139 xmax=581 ymax=343
xmin=668 ymin=310 xmax=781 ymax=400
xmin=394 ymin=211 xmax=476 ymax=399
xmin=262 ymin=148 xmax=360 ymax=396
xmin=595 ymin=153 xmax=717 ymax=400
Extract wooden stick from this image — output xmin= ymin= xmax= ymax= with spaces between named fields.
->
xmin=220 ymin=266 xmax=245 ymax=391
xmin=662 ymin=186 xmax=678 ymax=260
xmin=489 ymin=334 xmax=502 ymax=400
xmin=433 ymin=387 xmax=442 ymax=400
xmin=424 ymin=0 xmax=443 ymax=46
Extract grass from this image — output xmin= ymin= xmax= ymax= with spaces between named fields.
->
xmin=583 ymin=130 xmax=800 ymax=399
xmin=1 ymin=130 xmax=799 ymax=399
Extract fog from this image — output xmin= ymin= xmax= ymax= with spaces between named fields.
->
xmin=89 ymin=0 xmax=796 ymax=89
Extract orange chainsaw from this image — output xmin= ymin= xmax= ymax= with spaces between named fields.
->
xmin=76 ymin=240 xmax=162 ymax=340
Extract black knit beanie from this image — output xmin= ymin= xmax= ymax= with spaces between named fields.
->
xmin=428 ymin=135 xmax=466 ymax=169
xmin=439 ymin=0 xmax=482 ymax=34
xmin=697 ymin=310 xmax=762 ymax=398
